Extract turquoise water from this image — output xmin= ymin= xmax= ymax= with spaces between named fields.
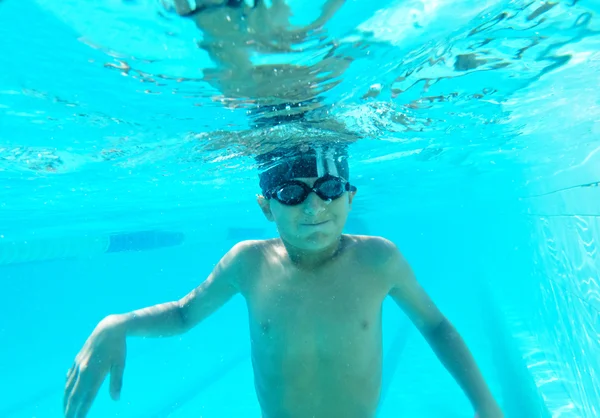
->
xmin=1 ymin=0 xmax=599 ymax=417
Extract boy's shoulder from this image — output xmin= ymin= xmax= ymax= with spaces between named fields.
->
xmin=343 ymin=234 xmax=406 ymax=271
xmin=226 ymin=238 xmax=281 ymax=262
xmin=233 ymin=238 xmax=280 ymax=251
xmin=223 ymin=236 xmax=407 ymax=288
xmin=343 ymin=234 xmax=392 ymax=244
xmin=343 ymin=234 xmax=399 ymax=254
xmin=227 ymin=235 xmax=403 ymax=268
xmin=232 ymin=235 xmax=399 ymax=251
xmin=232 ymin=235 xmax=397 ymax=250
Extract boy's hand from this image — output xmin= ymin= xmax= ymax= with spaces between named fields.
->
xmin=63 ymin=316 xmax=127 ymax=418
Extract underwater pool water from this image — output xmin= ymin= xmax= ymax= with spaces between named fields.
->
xmin=1 ymin=0 xmax=599 ymax=417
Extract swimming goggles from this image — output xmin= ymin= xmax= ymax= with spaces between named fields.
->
xmin=265 ymin=174 xmax=356 ymax=206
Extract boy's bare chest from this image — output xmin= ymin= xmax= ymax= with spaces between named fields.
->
xmin=242 ymin=265 xmax=389 ymax=350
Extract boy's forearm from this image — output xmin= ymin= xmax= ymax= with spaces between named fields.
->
xmin=106 ymin=301 xmax=188 ymax=338
xmin=425 ymin=318 xmax=500 ymax=412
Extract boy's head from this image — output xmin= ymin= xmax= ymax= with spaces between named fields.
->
xmin=256 ymin=143 xmax=357 ymax=251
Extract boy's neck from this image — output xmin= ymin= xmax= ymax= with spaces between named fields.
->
xmin=282 ymin=235 xmax=346 ymax=270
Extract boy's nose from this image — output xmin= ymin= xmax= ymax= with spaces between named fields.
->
xmin=302 ymin=192 xmax=328 ymax=215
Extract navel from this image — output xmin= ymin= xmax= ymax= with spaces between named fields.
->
xmin=361 ymin=320 xmax=369 ymax=330
xmin=261 ymin=321 xmax=270 ymax=334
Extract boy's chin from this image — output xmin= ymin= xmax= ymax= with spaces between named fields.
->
xmin=290 ymin=235 xmax=339 ymax=251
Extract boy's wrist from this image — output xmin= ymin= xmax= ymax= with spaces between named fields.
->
xmin=100 ymin=313 xmax=131 ymax=336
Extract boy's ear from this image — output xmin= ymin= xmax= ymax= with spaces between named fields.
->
xmin=257 ymin=195 xmax=275 ymax=222
xmin=348 ymin=188 xmax=357 ymax=207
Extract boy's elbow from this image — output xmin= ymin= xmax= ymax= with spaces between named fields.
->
xmin=176 ymin=300 xmax=193 ymax=332
xmin=422 ymin=316 xmax=454 ymax=340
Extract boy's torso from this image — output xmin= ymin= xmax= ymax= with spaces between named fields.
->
xmin=235 ymin=235 xmax=395 ymax=418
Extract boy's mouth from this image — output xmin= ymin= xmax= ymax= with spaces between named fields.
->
xmin=302 ymin=220 xmax=330 ymax=227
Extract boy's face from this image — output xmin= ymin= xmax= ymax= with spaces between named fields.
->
xmin=258 ymin=177 xmax=356 ymax=251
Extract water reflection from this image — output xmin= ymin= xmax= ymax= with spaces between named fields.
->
xmin=84 ymin=0 xmax=600 ymax=146
xmin=163 ymin=0 xmax=351 ymax=124
xmin=1 ymin=0 xmax=599 ymax=204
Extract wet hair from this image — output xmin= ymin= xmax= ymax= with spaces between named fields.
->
xmin=256 ymin=143 xmax=350 ymax=196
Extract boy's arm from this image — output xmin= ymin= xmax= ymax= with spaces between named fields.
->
xmin=380 ymin=240 xmax=503 ymax=418
xmin=114 ymin=241 xmax=248 ymax=337
xmin=64 ymin=242 xmax=250 ymax=418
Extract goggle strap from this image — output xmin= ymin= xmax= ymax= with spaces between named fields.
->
xmin=313 ymin=146 xmax=340 ymax=178
xmin=325 ymin=148 xmax=339 ymax=177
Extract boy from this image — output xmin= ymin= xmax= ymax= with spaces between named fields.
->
xmin=63 ymin=143 xmax=503 ymax=418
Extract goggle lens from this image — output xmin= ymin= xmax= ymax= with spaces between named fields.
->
xmin=269 ymin=176 xmax=351 ymax=206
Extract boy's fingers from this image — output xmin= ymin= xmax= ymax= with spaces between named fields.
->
xmin=65 ymin=365 xmax=78 ymax=391
xmin=66 ymin=364 xmax=75 ymax=381
xmin=75 ymin=397 xmax=94 ymax=418
xmin=109 ymin=359 xmax=126 ymax=400
xmin=64 ymin=375 xmax=83 ymax=418
xmin=64 ymin=366 xmax=79 ymax=414
xmin=74 ymin=378 xmax=103 ymax=418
